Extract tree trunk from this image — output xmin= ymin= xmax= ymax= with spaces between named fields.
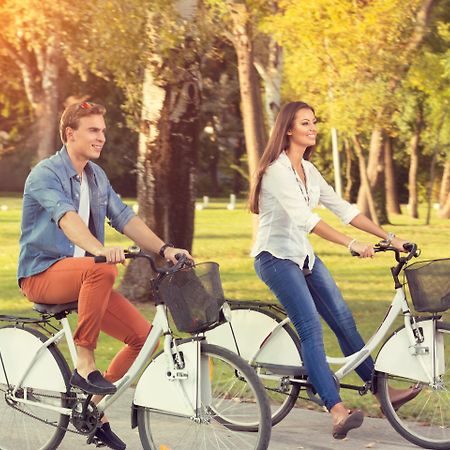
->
xmin=15 ymin=41 xmax=61 ymax=161
xmin=119 ymin=67 xmax=165 ymax=302
xmin=408 ymin=104 xmax=423 ymax=219
xmin=438 ymin=191 xmax=450 ymax=218
xmin=343 ymin=138 xmax=354 ymax=202
xmin=120 ymin=11 xmax=201 ymax=302
xmin=384 ymin=135 xmax=401 ymax=214
xmin=356 ymin=127 xmax=388 ymax=224
xmin=229 ymin=3 xmax=267 ymax=184
xmin=254 ymin=38 xmax=282 ymax=130
xmin=233 ymin=135 xmax=246 ymax=195
xmin=162 ymin=76 xmax=201 ymax=250
xmin=426 ymin=110 xmax=447 ymax=224
xmin=439 ymin=158 xmax=450 ymax=208
xmin=352 ymin=135 xmax=379 ymax=225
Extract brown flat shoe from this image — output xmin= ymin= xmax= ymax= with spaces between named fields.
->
xmin=332 ymin=409 xmax=364 ymax=440
xmin=391 ymin=386 xmax=422 ymax=411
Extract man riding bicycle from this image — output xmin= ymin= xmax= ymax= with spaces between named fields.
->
xmin=17 ymin=101 xmax=192 ymax=450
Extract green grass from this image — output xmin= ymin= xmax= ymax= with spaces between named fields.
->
xmin=1 ymin=193 xmax=449 ymax=416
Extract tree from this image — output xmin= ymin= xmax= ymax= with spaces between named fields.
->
xmin=408 ymin=10 xmax=450 ymax=220
xmin=119 ymin=1 xmax=205 ymax=301
xmin=0 ymin=1 xmax=76 ymax=161
xmin=384 ymin=135 xmax=401 ymax=214
xmin=208 ymin=0 xmax=282 ymax=187
xmin=408 ymin=100 xmax=425 ymax=218
xmin=263 ymin=0 xmax=438 ymax=224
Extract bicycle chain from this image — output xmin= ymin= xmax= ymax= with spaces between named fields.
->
xmin=3 ymin=388 xmax=93 ymax=436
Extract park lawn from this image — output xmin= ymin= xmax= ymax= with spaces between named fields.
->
xmin=1 ymin=193 xmax=449 ymax=416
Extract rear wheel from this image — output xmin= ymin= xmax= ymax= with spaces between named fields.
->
xmin=137 ymin=342 xmax=271 ymax=450
xmin=377 ymin=320 xmax=450 ymax=449
xmin=0 ymin=326 xmax=71 ymax=450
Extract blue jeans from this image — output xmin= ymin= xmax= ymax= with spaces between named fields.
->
xmin=254 ymin=252 xmax=374 ymax=411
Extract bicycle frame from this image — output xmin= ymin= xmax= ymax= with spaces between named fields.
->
xmin=6 ymin=304 xmax=180 ymax=417
xmin=247 ymin=285 xmax=442 ymax=384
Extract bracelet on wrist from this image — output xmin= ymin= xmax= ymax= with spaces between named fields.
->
xmin=386 ymin=232 xmax=396 ymax=246
xmin=159 ymin=242 xmax=174 ymax=258
xmin=347 ymin=238 xmax=357 ymax=252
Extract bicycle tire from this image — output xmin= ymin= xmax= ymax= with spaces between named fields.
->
xmin=136 ymin=342 xmax=271 ymax=450
xmin=0 ymin=325 xmax=71 ymax=450
xmin=206 ymin=302 xmax=302 ymax=428
xmin=377 ymin=320 xmax=450 ymax=449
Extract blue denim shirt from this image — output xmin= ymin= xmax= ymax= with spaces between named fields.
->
xmin=18 ymin=146 xmax=135 ymax=283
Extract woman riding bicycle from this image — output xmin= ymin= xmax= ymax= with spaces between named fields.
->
xmin=17 ymin=102 xmax=192 ymax=450
xmin=249 ymin=101 xmax=420 ymax=439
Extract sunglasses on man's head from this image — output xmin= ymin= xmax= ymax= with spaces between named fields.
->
xmin=79 ymin=102 xmax=95 ymax=109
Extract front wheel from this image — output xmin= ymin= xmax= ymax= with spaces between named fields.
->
xmin=377 ymin=320 xmax=450 ymax=449
xmin=205 ymin=302 xmax=302 ymax=428
xmin=137 ymin=342 xmax=271 ymax=450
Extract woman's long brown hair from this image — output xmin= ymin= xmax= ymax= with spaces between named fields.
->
xmin=249 ymin=101 xmax=315 ymax=214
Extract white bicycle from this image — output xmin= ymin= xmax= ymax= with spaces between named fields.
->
xmin=0 ymin=249 xmax=271 ymax=450
xmin=206 ymin=243 xmax=450 ymax=450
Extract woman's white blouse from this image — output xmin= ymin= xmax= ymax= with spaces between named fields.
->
xmin=251 ymin=152 xmax=360 ymax=269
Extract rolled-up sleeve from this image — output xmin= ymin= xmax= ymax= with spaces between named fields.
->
xmin=314 ymin=167 xmax=360 ymax=224
xmin=106 ymin=182 xmax=135 ymax=233
xmin=263 ymin=164 xmax=321 ymax=233
xmin=27 ymin=166 xmax=76 ymax=226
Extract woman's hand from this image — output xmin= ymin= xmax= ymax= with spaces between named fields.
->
xmin=164 ymin=247 xmax=194 ymax=265
xmin=350 ymin=240 xmax=375 ymax=258
xmin=390 ymin=236 xmax=410 ymax=253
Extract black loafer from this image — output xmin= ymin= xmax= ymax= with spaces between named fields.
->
xmin=70 ymin=369 xmax=117 ymax=395
xmin=93 ymin=422 xmax=126 ymax=450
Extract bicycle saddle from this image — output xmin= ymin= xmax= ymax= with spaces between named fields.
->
xmin=33 ymin=301 xmax=78 ymax=316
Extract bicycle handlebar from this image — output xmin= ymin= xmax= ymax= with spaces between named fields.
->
xmin=94 ymin=246 xmax=192 ymax=274
xmin=350 ymin=241 xmax=420 ymax=262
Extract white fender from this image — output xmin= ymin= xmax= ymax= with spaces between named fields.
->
xmin=375 ymin=319 xmax=445 ymax=383
xmin=134 ymin=340 xmax=211 ymax=416
xmin=0 ymin=327 xmax=67 ymax=392
xmin=205 ymin=308 xmax=302 ymax=366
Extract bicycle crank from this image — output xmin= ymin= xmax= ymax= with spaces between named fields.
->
xmin=71 ymin=398 xmax=101 ymax=435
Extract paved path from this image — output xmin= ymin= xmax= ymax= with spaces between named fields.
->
xmin=58 ymin=389 xmax=418 ymax=450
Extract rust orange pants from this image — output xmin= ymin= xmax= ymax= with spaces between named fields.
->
xmin=21 ymin=257 xmax=152 ymax=382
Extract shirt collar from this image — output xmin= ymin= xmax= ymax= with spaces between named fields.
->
xmin=58 ymin=145 xmax=96 ymax=184
xmin=58 ymin=146 xmax=78 ymax=179
xmin=278 ymin=151 xmax=308 ymax=170
xmin=277 ymin=151 xmax=291 ymax=167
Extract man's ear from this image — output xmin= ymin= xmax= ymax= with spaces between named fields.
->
xmin=65 ymin=127 xmax=74 ymax=141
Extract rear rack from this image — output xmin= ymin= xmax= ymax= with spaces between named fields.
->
xmin=0 ymin=314 xmax=50 ymax=324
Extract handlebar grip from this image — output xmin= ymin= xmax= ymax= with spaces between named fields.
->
xmin=403 ymin=242 xmax=419 ymax=259
xmin=175 ymin=253 xmax=185 ymax=261
xmin=94 ymin=253 xmax=134 ymax=264
xmin=94 ymin=256 xmax=107 ymax=263
xmin=174 ymin=253 xmax=194 ymax=269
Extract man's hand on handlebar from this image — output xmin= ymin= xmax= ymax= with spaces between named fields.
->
xmin=94 ymin=246 xmax=127 ymax=264
xmin=164 ymin=247 xmax=194 ymax=265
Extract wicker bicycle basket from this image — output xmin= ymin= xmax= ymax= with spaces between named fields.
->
xmin=158 ymin=262 xmax=226 ymax=333
xmin=404 ymin=258 xmax=450 ymax=313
